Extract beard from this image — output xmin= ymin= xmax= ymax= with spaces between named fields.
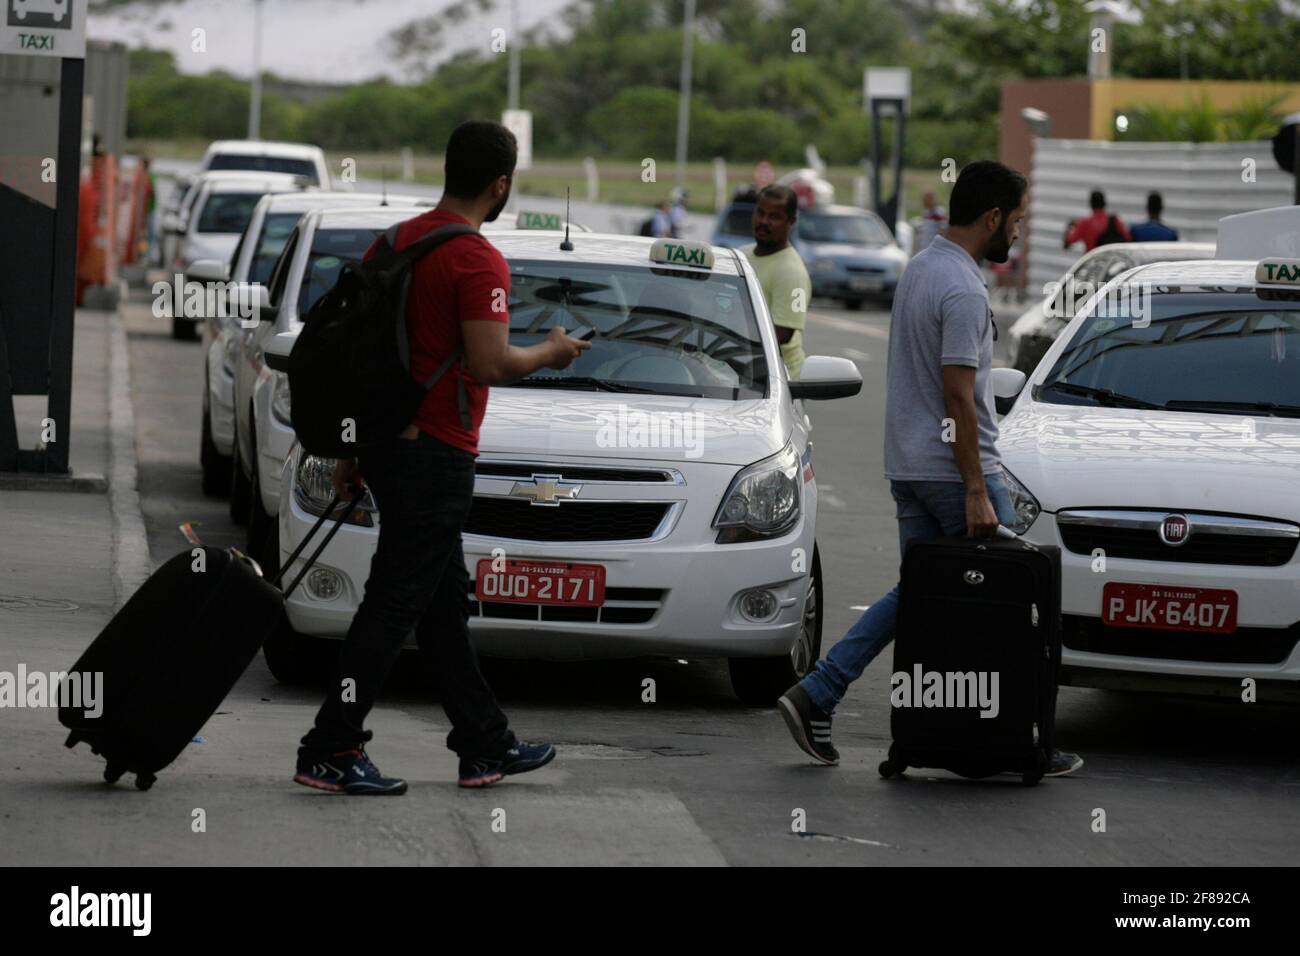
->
xmin=484 ymin=187 xmax=512 ymax=223
xmin=985 ymin=222 xmax=1013 ymax=264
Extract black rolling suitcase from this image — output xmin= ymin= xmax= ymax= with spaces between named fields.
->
xmin=59 ymin=495 xmax=360 ymax=790
xmin=878 ymin=535 xmax=1061 ymax=786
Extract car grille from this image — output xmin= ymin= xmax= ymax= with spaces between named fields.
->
xmin=469 ymin=586 xmax=664 ymax=625
xmin=1062 ymin=614 xmax=1300 ymax=664
xmin=844 ymin=264 xmax=886 ymax=274
xmin=464 ymin=498 xmax=671 ymax=542
xmin=476 ymin=462 xmax=676 ymax=483
xmin=1057 ymin=511 xmax=1299 ymax=567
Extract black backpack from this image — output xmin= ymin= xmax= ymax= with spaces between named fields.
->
xmin=1095 ymin=215 xmax=1127 ymax=247
xmin=287 ymin=222 xmax=476 ymax=458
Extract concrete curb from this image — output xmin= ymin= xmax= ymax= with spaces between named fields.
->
xmin=107 ymin=308 xmax=153 ymax=609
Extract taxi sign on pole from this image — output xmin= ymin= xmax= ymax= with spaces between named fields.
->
xmin=1256 ymin=258 xmax=1300 ymax=286
xmin=650 ymin=238 xmax=714 ymax=269
xmin=2 ymin=0 xmax=87 ymax=59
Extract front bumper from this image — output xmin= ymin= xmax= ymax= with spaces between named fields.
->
xmin=277 ymin=471 xmax=817 ymax=661
xmin=1022 ymin=513 xmax=1300 ymax=686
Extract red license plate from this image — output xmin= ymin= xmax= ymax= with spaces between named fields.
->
xmin=1102 ymin=582 xmax=1238 ymax=634
xmin=474 ymin=560 xmax=606 ymax=607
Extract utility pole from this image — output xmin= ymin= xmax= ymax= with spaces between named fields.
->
xmin=507 ymin=0 xmax=520 ymax=111
xmin=673 ymin=0 xmax=696 ymax=191
xmin=247 ymin=0 xmax=264 ymax=139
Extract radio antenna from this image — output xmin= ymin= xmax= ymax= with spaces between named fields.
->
xmin=560 ymin=187 xmax=574 ymax=251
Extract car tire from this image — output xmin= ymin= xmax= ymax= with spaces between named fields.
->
xmin=200 ymin=394 xmax=231 ymax=498
xmin=262 ymin=618 xmax=331 ymax=687
xmin=843 ymin=298 xmax=863 ymax=311
xmin=171 ymin=314 xmax=197 ymax=341
xmin=229 ymin=425 xmax=252 ymax=526
xmin=728 ymin=546 xmax=823 ymax=706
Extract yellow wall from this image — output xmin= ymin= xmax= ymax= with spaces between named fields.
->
xmin=1091 ymin=79 xmax=1300 ymax=139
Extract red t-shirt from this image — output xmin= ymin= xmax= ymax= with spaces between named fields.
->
xmin=1065 ymin=209 xmax=1132 ymax=251
xmin=372 ymin=209 xmax=509 ymax=455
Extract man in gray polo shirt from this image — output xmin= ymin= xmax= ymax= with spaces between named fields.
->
xmin=778 ymin=160 xmax=1082 ymax=777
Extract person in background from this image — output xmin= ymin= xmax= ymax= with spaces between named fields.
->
xmin=1064 ymin=189 xmax=1130 ymax=251
xmin=669 ymin=188 xmax=689 ymax=238
xmin=741 ymin=184 xmax=812 ymax=380
xmin=915 ymin=191 xmax=947 ymax=252
xmin=1129 ymin=192 xmax=1179 ymax=242
xmin=650 ymin=200 xmax=674 ymax=238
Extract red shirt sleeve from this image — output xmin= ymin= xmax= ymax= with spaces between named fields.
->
xmin=453 ymin=240 xmax=511 ymax=325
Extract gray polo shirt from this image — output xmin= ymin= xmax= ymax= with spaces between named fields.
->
xmin=883 ymin=235 xmax=1002 ymax=482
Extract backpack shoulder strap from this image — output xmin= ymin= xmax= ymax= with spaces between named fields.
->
xmin=389 ymin=222 xmax=478 ymax=269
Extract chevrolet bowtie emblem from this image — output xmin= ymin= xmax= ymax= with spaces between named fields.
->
xmin=508 ymin=474 xmax=582 ymax=506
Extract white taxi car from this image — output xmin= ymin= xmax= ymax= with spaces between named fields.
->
xmin=231 ymin=206 xmax=589 ymax=573
xmin=200 ymin=190 xmax=429 ymax=497
xmin=996 ymin=252 xmax=1300 ymax=699
xmin=264 ymin=234 xmax=862 ymax=703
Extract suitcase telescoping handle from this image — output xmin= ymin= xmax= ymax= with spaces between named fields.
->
xmin=270 ymin=491 xmax=365 ymax=599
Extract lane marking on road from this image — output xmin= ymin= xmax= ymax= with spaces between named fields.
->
xmin=808 ymin=312 xmax=890 ymax=340
xmin=850 ymin=605 xmax=871 ymax=611
xmin=797 ymin=831 xmax=895 ymax=849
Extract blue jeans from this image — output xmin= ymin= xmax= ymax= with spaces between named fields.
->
xmin=800 ymin=471 xmax=1016 ymax=714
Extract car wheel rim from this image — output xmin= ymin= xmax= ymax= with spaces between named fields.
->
xmin=791 ymin=573 xmax=817 ymax=676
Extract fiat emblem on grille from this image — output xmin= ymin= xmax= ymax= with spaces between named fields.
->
xmin=509 ymin=474 xmax=582 ymax=507
xmin=1159 ymin=514 xmax=1191 ymax=547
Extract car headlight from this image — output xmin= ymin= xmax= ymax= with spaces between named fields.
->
xmin=293 ymin=452 xmax=377 ymax=527
xmin=713 ymin=443 xmax=801 ymax=543
xmin=221 ymin=333 xmax=240 ymax=376
xmin=1000 ymin=466 xmax=1041 ymax=534
xmin=812 ymin=258 xmax=837 ymax=273
xmin=271 ymin=371 xmax=292 ymax=426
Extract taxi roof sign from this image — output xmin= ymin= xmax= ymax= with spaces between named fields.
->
xmin=650 ymin=239 xmax=714 ymax=269
xmin=516 ymin=210 xmax=564 ymax=230
xmin=1255 ymin=258 xmax=1300 ymax=286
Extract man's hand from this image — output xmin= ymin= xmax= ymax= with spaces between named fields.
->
xmin=332 ymin=458 xmax=364 ymax=499
xmin=966 ymin=488 xmax=1000 ymax=538
xmin=545 ymin=325 xmax=591 ymax=370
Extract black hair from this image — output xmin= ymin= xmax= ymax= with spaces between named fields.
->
xmin=1146 ymin=191 xmax=1163 ymax=218
xmin=444 ymin=120 xmax=517 ymax=199
xmin=757 ymin=184 xmax=798 ymax=219
xmin=1089 ymin=189 xmax=1106 ymax=210
xmin=947 ymin=161 xmax=1028 ymax=227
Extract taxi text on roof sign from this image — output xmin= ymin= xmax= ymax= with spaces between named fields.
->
xmin=516 ymin=210 xmax=563 ymax=230
xmin=649 ymin=239 xmax=715 ymax=269
xmin=1256 ymin=258 xmax=1300 ymax=286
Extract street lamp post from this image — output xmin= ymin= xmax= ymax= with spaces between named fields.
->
xmin=248 ymin=0 xmax=264 ymax=140
xmin=507 ymin=0 xmax=520 ymax=112
xmin=674 ymin=0 xmax=696 ymax=191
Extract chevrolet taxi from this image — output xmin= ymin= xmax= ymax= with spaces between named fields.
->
xmin=264 ymin=234 xmax=862 ymax=703
xmin=996 ymin=249 xmax=1300 ymax=699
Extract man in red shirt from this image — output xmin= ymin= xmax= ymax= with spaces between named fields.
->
xmin=1064 ymin=190 xmax=1131 ymax=252
xmin=295 ymin=121 xmax=589 ymax=794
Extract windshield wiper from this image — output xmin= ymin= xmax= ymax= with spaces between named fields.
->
xmin=1038 ymin=381 xmax=1164 ymax=409
xmin=1163 ymin=399 xmax=1300 ymax=418
xmin=513 ymin=376 xmax=658 ymax=394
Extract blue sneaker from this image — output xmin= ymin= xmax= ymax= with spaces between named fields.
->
xmin=458 ymin=741 xmax=556 ymax=789
xmin=294 ymin=746 xmax=408 ymax=795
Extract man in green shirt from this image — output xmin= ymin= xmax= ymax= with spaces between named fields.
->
xmin=741 ymin=185 xmax=811 ymax=380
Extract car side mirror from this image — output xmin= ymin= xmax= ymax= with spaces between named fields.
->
xmin=263 ymin=330 xmax=296 ymax=373
xmin=230 ymin=284 xmax=272 ymax=327
xmin=186 ymin=259 xmax=227 ymax=284
xmin=788 ymin=355 xmax=863 ymax=401
xmin=992 ymin=366 xmax=1027 ymax=415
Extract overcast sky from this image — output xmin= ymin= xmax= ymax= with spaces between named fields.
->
xmin=87 ymin=0 xmax=574 ymax=84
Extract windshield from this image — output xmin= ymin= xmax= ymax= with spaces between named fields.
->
xmin=720 ymin=206 xmax=754 ymax=237
xmin=1037 ymin=292 xmax=1300 ymax=414
xmin=196 ymin=192 xmax=262 ymax=234
xmin=797 ymin=211 xmax=892 ymax=246
xmin=296 ymin=227 xmax=382 ymax=315
xmin=250 ymin=212 xmax=304 ymax=285
xmin=504 ymin=260 xmax=768 ymax=399
xmin=209 ymin=154 xmax=318 ymax=182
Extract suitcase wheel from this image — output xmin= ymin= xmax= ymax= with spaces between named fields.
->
xmin=878 ymin=759 xmax=907 ymax=779
xmin=103 ymin=764 xmax=125 ymax=785
xmin=135 ymin=772 xmax=157 ymax=792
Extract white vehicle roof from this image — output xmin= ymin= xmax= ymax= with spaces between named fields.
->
xmin=259 ymin=191 xmax=428 ymax=215
xmin=203 ymin=140 xmax=325 ymax=161
xmin=201 ymin=174 xmax=310 ymax=195
xmin=308 ymin=208 xmax=617 ymax=247
xmin=1114 ymin=259 xmax=1266 ymax=290
xmin=1216 ymin=205 xmax=1300 ymax=260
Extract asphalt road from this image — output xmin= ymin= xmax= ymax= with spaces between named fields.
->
xmin=114 ymin=289 xmax=1299 ymax=866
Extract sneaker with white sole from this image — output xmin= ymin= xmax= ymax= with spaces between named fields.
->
xmin=777 ymin=683 xmax=839 ymax=765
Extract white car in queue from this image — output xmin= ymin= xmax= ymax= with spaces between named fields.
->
xmin=231 ymin=206 xmax=588 ymax=574
xmin=994 ymin=250 xmax=1300 ymax=700
xmin=201 ymin=190 xmax=430 ymax=498
xmin=167 ymin=172 xmax=311 ymax=340
xmin=263 ymin=233 xmax=863 ymax=703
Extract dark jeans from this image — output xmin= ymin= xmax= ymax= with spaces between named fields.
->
xmin=301 ymin=432 xmax=512 ymax=758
